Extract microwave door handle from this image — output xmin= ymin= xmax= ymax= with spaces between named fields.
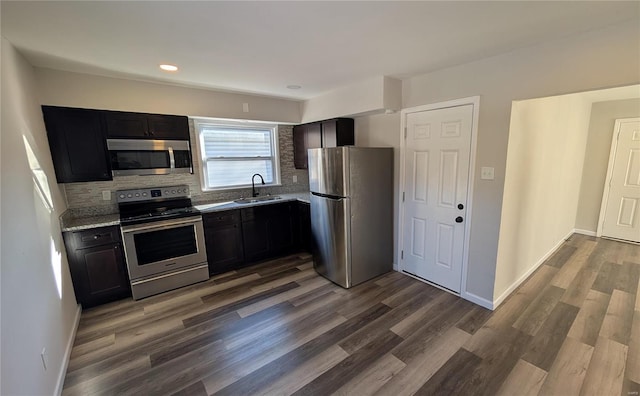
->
xmin=168 ymin=147 xmax=175 ymax=169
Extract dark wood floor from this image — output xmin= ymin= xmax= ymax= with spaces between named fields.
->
xmin=63 ymin=234 xmax=640 ymax=396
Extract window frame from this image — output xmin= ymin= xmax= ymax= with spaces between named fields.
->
xmin=193 ymin=118 xmax=281 ymax=192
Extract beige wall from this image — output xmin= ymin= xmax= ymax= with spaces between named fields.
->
xmin=354 ymin=112 xmax=401 ymax=264
xmin=495 ymin=94 xmax=592 ymax=302
xmin=357 ymin=20 xmax=640 ymax=303
xmin=35 ymin=68 xmax=301 ymax=123
xmin=1 ymin=38 xmax=79 ymax=395
xmin=575 ymin=98 xmax=640 ymax=232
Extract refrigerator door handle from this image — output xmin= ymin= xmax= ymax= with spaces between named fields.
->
xmin=311 ymin=192 xmax=345 ymax=200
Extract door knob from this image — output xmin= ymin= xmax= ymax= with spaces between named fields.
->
xmin=458 ymin=204 xmax=464 ymax=210
xmin=455 ymin=216 xmax=463 ymax=223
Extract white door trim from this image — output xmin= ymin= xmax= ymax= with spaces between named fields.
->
xmin=597 ymin=117 xmax=640 ymax=238
xmin=398 ymin=96 xmax=480 ymax=304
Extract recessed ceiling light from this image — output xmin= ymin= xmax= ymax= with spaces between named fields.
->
xmin=159 ymin=64 xmax=178 ymax=72
xmin=286 ymin=85 xmax=302 ymax=90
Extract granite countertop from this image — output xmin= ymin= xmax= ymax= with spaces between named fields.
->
xmin=194 ymin=192 xmax=311 ymax=213
xmin=60 ymin=213 xmax=121 ymax=232
xmin=60 ymin=192 xmax=312 ymax=232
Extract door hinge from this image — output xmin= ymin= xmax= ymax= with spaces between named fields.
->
xmin=404 ymin=127 xmax=407 ymax=139
xmin=401 ymin=250 xmax=404 ymax=260
xmin=402 ymin=192 xmax=405 ymax=202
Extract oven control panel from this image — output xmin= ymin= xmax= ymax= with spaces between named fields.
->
xmin=116 ymin=185 xmax=190 ymax=203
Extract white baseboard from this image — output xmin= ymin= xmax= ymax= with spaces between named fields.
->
xmin=461 ymin=291 xmax=494 ymax=310
xmin=398 ymin=267 xmax=494 ymax=310
xmin=55 ymin=304 xmax=81 ymax=396
xmin=574 ymin=228 xmax=597 ymax=237
xmin=492 ymin=228 xmax=575 ymax=309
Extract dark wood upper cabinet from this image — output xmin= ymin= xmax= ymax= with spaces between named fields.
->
xmin=42 ymin=106 xmax=112 ymax=183
xmin=307 ymin=122 xmax=322 ymax=149
xmin=104 ymin=111 xmax=189 ymax=140
xmin=146 ymin=114 xmax=190 ymax=139
xmin=42 ymin=106 xmax=191 ymax=183
xmin=104 ymin=111 xmax=148 ymax=138
xmin=293 ymin=118 xmax=354 ymax=169
xmin=293 ymin=125 xmax=306 ymax=169
xmin=293 ymin=122 xmax=322 ymax=169
xmin=321 ymin=118 xmax=354 ymax=148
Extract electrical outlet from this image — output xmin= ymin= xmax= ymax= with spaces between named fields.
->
xmin=293 ymin=175 xmax=298 ymax=183
xmin=102 ymin=190 xmax=111 ymax=201
xmin=41 ymin=348 xmax=47 ymax=371
xmin=480 ymin=167 xmax=495 ymax=180
xmin=242 ymin=103 xmax=249 ymax=113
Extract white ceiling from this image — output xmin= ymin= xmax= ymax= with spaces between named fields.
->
xmin=2 ymin=1 xmax=639 ymax=100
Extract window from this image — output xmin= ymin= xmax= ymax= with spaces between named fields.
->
xmin=194 ymin=119 xmax=280 ymax=191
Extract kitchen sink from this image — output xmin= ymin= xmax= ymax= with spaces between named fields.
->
xmin=233 ymin=195 xmax=282 ymax=204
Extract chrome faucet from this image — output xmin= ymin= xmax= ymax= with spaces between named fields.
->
xmin=251 ymin=173 xmax=265 ymax=197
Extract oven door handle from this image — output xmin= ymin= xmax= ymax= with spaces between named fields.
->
xmin=121 ymin=217 xmax=202 ymax=233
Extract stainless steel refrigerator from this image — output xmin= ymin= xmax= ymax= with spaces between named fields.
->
xmin=308 ymin=147 xmax=393 ymax=288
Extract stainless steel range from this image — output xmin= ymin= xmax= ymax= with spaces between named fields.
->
xmin=118 ymin=185 xmax=209 ymax=300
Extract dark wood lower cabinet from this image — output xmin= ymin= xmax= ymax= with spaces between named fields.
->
xmin=63 ymin=226 xmax=131 ymax=308
xmin=203 ymin=210 xmax=244 ymax=275
xmin=267 ymin=203 xmax=296 ymax=255
xmin=241 ymin=216 xmax=271 ymax=262
xmin=203 ymin=202 xmax=302 ymax=274
xmin=298 ymin=201 xmax=312 ymax=252
xmin=241 ymin=202 xmax=295 ymax=262
xmin=63 ymin=201 xmax=309 ymax=307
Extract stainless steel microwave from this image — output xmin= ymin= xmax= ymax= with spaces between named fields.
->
xmin=106 ymin=139 xmax=192 ymax=176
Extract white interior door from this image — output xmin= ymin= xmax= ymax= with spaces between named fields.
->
xmin=600 ymin=118 xmax=640 ymax=243
xmin=401 ymin=104 xmax=473 ymax=292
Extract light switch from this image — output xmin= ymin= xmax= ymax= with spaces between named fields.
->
xmin=293 ymin=175 xmax=298 ymax=183
xmin=480 ymin=167 xmax=495 ymax=180
xmin=102 ymin=190 xmax=111 ymax=200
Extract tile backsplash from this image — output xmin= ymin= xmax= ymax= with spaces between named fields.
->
xmin=63 ymin=120 xmax=309 ymax=217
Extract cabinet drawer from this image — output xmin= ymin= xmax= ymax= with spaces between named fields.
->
xmin=69 ymin=226 xmax=121 ymax=249
xmin=203 ymin=210 xmax=240 ymax=227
